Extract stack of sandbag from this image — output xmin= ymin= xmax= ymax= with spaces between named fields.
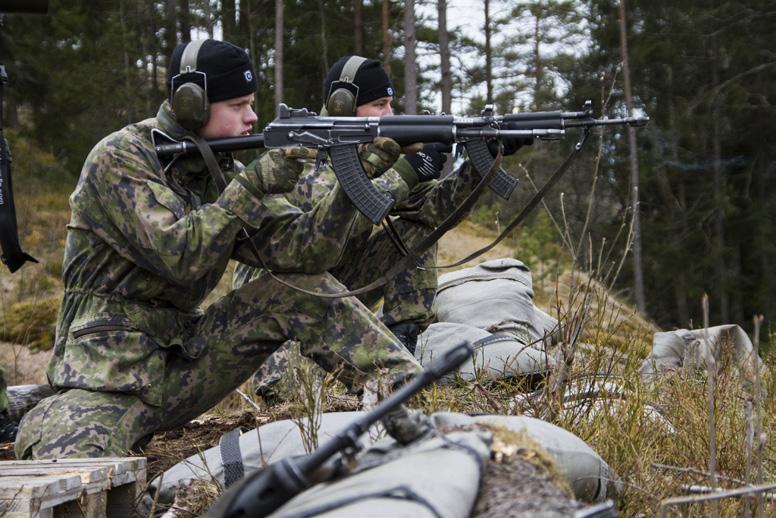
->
xmin=418 ymin=258 xmax=559 ymax=381
xmin=638 ymin=324 xmax=769 ymax=385
xmin=141 ymin=411 xmax=618 ymax=516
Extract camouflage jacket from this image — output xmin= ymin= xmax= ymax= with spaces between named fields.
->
xmin=48 ymin=102 xmax=408 ymax=393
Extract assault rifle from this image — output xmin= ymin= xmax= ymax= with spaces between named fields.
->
xmin=205 ymin=341 xmax=474 ymax=518
xmin=155 ymin=101 xmax=648 ymax=224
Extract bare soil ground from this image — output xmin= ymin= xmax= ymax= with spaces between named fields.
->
xmin=0 ymin=341 xmax=51 ymax=385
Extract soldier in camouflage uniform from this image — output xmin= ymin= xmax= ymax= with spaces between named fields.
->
xmin=15 ymin=40 xmax=424 ymax=460
xmin=238 ymin=55 xmax=527 ymax=397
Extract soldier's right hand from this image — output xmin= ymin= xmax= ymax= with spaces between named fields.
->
xmin=358 ymin=137 xmax=401 ymax=178
xmin=244 ymin=147 xmax=310 ymax=194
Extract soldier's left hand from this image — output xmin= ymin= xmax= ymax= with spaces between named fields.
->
xmin=402 ymin=142 xmax=452 ymax=182
xmin=245 ymin=148 xmax=306 ymax=194
xmin=358 ymin=137 xmax=401 ymax=178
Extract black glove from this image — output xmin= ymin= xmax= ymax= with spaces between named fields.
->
xmin=487 ymin=122 xmax=534 ymax=157
xmin=402 ymin=142 xmax=452 ymax=182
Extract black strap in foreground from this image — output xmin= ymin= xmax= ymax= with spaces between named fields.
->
xmin=0 ymin=137 xmax=38 ymax=273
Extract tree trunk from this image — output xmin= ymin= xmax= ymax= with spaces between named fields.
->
xmin=484 ymin=0 xmax=493 ymax=104
xmin=164 ymin=0 xmax=178 ymax=69
xmin=532 ymin=12 xmax=541 ymax=108
xmin=354 ymin=0 xmax=364 ymax=55
xmin=403 ymin=0 xmax=417 ymax=114
xmin=222 ymin=0 xmax=236 ymax=42
xmin=711 ymin=36 xmax=728 ymax=324
xmin=618 ymin=0 xmax=647 ymax=315
xmin=318 ymin=0 xmax=330 ymax=73
xmin=118 ymin=0 xmax=133 ymax=122
xmin=382 ymin=0 xmax=391 ymax=74
xmin=179 ymin=0 xmax=191 ymax=43
xmin=437 ymin=0 xmax=452 ymax=114
xmin=274 ymin=0 xmax=284 ymax=113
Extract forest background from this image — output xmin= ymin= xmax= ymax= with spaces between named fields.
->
xmin=0 ymin=0 xmax=775 ymax=349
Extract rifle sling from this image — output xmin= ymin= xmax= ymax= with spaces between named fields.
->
xmin=436 ymin=128 xmax=593 ymax=269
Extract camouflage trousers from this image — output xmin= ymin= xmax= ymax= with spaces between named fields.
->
xmin=243 ymin=217 xmax=438 ymax=398
xmin=15 ymin=271 xmax=419 ymax=460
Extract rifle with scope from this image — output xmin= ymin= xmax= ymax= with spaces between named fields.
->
xmin=155 ymin=101 xmax=648 ymax=224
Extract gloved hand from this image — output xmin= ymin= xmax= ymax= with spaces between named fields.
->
xmin=243 ymin=147 xmax=309 ymax=194
xmin=487 ymin=122 xmax=534 ymax=157
xmin=358 ymin=137 xmax=401 ymax=178
xmin=381 ymin=404 xmax=434 ymax=445
xmin=402 ymin=142 xmax=452 ymax=182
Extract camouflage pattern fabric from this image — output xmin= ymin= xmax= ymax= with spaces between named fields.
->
xmin=237 ymin=149 xmax=486 ymax=396
xmin=14 ymin=101 xmax=419 ymax=460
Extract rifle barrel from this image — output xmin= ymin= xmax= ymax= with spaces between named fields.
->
xmin=155 ymin=134 xmax=266 ymax=157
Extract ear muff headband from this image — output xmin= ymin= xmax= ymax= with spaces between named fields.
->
xmin=171 ymin=39 xmax=209 ymax=131
xmin=326 ymin=55 xmax=367 ymax=116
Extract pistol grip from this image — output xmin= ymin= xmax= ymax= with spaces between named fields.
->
xmin=465 ymin=140 xmax=519 ymax=200
xmin=329 ymin=145 xmax=395 ymax=224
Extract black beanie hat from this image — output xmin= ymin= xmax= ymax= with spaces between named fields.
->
xmin=324 ymin=56 xmax=394 ymax=107
xmin=167 ymin=39 xmax=257 ymax=103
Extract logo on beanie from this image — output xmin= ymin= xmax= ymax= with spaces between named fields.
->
xmin=387 ymin=87 xmax=394 ymax=96
xmin=244 ymin=70 xmax=253 ymax=82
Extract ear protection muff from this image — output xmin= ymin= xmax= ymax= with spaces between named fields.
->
xmin=170 ymin=39 xmax=209 ymax=131
xmin=326 ymin=56 xmax=367 ymax=116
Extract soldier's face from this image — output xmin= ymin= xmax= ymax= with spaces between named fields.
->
xmin=356 ymin=96 xmax=394 ymax=117
xmin=199 ymin=94 xmax=258 ymax=139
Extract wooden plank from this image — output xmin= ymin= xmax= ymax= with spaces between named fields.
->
xmin=0 ymin=458 xmax=147 ymax=518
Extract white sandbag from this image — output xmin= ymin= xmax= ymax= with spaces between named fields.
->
xmin=431 ymin=412 xmax=620 ymax=503
xmin=436 ymin=258 xmax=558 ymax=343
xmin=639 ymin=324 xmax=768 ymax=384
xmin=149 ymin=412 xmax=370 ymax=508
xmin=416 ymin=322 xmax=549 ymax=380
xmin=272 ymin=430 xmax=490 ymax=518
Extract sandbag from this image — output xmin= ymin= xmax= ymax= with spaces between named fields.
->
xmin=638 ymin=325 xmax=768 ymax=385
xmin=432 ymin=412 xmax=620 ymax=503
xmin=436 ymin=258 xmax=558 ymax=343
xmin=147 ymin=411 xmax=617 ymax=514
xmin=416 ymin=322 xmax=549 ymax=381
xmin=272 ymin=430 xmax=490 ymax=518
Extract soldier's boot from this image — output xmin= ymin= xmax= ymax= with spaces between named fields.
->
xmin=388 ymin=322 xmax=420 ymax=356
